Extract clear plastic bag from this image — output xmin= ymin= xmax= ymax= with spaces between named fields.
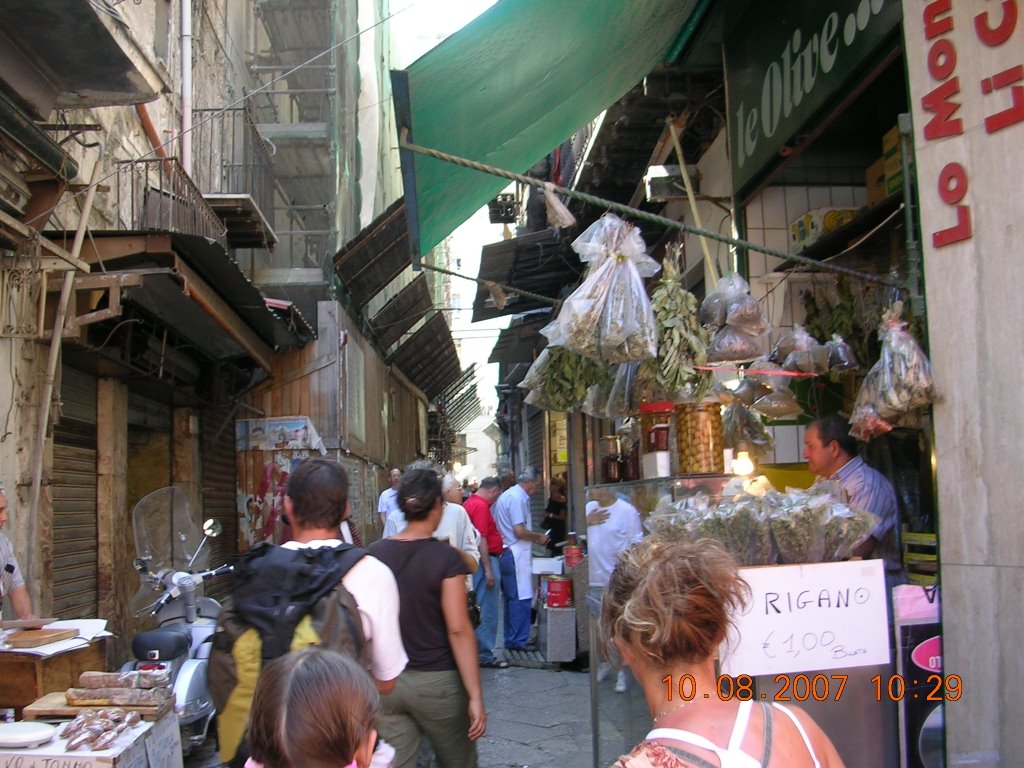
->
xmin=822 ymin=504 xmax=876 ymax=561
xmin=541 ymin=214 xmax=660 ymax=363
xmin=826 ymin=334 xmax=858 ymax=372
xmin=772 ymin=325 xmax=828 ymax=374
xmin=768 ymin=493 xmax=829 ymax=564
xmin=752 ymin=388 xmax=803 ymax=419
xmin=746 ymin=361 xmax=791 ymax=392
xmin=699 ymin=273 xmax=748 ymax=329
xmin=722 ymin=401 xmax=775 ymax=456
xmin=707 ymin=325 xmax=763 ymax=364
xmin=582 ymin=363 xmax=637 ymax=419
xmin=850 ymin=306 xmax=936 ymax=439
xmin=726 ymin=293 xmax=769 ymax=337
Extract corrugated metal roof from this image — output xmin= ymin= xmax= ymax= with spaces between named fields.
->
xmin=471 ymin=229 xmax=582 ymax=322
xmin=387 ymin=312 xmax=461 ymax=399
xmin=488 ymin=312 xmax=550 ymax=364
xmin=367 ymin=273 xmax=432 ymax=351
xmin=333 ymin=198 xmax=409 ymax=309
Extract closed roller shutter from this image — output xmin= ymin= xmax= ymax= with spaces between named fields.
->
xmin=526 ymin=408 xmax=546 ymax=524
xmin=201 ymin=408 xmax=238 ymax=603
xmin=52 ymin=366 xmax=98 ymax=619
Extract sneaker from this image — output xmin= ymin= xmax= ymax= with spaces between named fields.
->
xmin=480 ymin=658 xmax=510 ymax=668
xmin=597 ymin=662 xmax=613 ymax=682
xmin=615 ymin=671 xmax=627 ymax=693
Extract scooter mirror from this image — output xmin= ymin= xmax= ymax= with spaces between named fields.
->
xmin=203 ymin=519 xmax=223 ymax=538
xmin=133 ymin=558 xmax=149 ymax=573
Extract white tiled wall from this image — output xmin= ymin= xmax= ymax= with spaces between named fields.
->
xmin=742 ymin=184 xmax=868 ymax=465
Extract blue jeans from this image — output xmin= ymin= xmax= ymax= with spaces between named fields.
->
xmin=473 ymin=554 xmax=500 ymax=660
xmin=499 ymin=549 xmax=532 ymax=648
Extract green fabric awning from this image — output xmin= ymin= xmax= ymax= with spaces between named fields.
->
xmin=392 ymin=0 xmax=704 ymax=260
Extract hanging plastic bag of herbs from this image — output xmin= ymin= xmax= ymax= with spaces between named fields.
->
xmin=722 ymin=400 xmax=775 ymax=456
xmin=703 ymin=274 xmax=768 ymax=364
xmin=707 ymin=325 xmax=763 ymax=364
xmin=752 ymin=387 xmax=804 ymax=419
xmin=540 ymin=214 xmax=660 ymax=363
xmin=850 ymin=301 xmax=936 ymax=440
xmin=582 ymin=362 xmax=638 ymax=419
xmin=826 ymin=334 xmax=858 ymax=372
xmin=699 ymin=272 xmax=747 ymax=329
xmin=772 ymin=325 xmax=830 ymax=374
xmin=520 ymin=346 xmax=608 ymax=412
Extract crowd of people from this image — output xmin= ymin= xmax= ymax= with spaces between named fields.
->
xmin=0 ymin=412 xmax=897 ymax=768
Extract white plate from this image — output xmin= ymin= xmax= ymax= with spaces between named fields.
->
xmin=0 ymin=721 xmax=57 ymax=748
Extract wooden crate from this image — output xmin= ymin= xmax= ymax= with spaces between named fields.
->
xmin=0 ymin=638 xmax=106 ymax=719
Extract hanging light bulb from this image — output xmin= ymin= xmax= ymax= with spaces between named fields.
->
xmin=732 ymin=451 xmax=755 ymax=476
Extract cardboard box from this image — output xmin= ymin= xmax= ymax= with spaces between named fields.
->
xmin=789 ymin=207 xmax=860 ymax=252
xmin=532 ymin=557 xmax=564 ymax=575
xmin=865 ymin=157 xmax=887 ymax=206
xmin=882 ymin=124 xmax=910 ymax=195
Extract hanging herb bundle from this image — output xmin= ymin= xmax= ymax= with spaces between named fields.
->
xmin=640 ymin=245 xmax=712 ymax=401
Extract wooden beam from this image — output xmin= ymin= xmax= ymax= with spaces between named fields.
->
xmin=97 ymin=377 xmax=130 ymax=667
xmin=0 ymin=208 xmax=89 ymax=272
xmin=173 ymin=256 xmax=275 ymax=372
xmin=46 ymin=233 xmax=173 ymax=265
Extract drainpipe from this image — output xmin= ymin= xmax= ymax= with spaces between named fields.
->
xmin=134 ymin=104 xmax=168 ymax=158
xmin=180 ymin=0 xmax=193 ymax=175
xmin=27 ymin=143 xmax=105 ymax=594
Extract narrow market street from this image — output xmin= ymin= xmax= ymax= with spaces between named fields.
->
xmin=186 ymin=665 xmax=594 ymax=768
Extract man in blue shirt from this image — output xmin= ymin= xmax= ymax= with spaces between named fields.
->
xmin=491 ymin=466 xmax=549 ymax=652
xmin=804 ymin=414 xmax=906 ymax=589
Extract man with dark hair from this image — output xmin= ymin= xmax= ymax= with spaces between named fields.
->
xmin=492 ymin=466 xmax=548 ymax=652
xmin=464 ymin=477 xmax=506 ymax=667
xmin=804 ymin=415 xmax=905 ymax=587
xmin=214 ymin=457 xmax=407 ymax=766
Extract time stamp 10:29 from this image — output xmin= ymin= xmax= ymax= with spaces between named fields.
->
xmin=661 ymin=673 xmax=963 ymax=703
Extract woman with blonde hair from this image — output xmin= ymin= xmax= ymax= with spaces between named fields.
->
xmin=603 ymin=537 xmax=846 ymax=768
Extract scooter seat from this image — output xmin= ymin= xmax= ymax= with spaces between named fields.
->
xmin=133 ymin=625 xmax=189 ymax=661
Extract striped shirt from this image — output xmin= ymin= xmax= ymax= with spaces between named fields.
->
xmin=0 ymin=532 xmax=25 ymax=597
xmin=833 ymin=457 xmax=902 ymax=572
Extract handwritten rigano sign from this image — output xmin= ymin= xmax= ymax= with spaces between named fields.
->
xmin=722 ymin=559 xmax=890 ymax=677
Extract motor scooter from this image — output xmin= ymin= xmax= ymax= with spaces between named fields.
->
xmin=122 ymin=486 xmax=232 ymax=754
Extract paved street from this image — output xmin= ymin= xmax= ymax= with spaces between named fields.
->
xmin=187 ymin=664 xmax=594 ymax=768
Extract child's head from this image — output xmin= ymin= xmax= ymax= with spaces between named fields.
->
xmin=247 ymin=647 xmax=378 ymax=768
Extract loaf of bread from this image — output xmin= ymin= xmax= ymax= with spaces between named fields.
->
xmin=65 ymin=687 xmax=171 ymax=707
xmin=77 ymin=670 xmax=170 ymax=689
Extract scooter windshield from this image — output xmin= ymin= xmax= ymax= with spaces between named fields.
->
xmin=132 ymin=486 xmax=209 ymax=574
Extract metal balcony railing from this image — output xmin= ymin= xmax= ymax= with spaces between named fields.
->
xmin=114 ymin=156 xmax=227 ymax=247
xmin=191 ymin=105 xmax=275 ymax=223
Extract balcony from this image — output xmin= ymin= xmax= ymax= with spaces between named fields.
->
xmin=114 ymin=156 xmax=226 ymax=247
xmin=191 ymin=106 xmax=277 ymax=250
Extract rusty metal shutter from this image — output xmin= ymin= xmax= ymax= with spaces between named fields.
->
xmin=201 ymin=408 xmax=238 ymax=602
xmin=52 ymin=366 xmax=98 ymax=619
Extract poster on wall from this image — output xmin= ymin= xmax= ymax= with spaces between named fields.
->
xmin=236 ymin=451 xmax=313 ymax=550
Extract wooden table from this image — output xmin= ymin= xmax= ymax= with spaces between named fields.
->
xmin=0 ymin=637 xmax=106 ymax=718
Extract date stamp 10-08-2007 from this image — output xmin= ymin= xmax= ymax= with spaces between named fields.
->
xmin=661 ymin=673 xmax=963 ymax=703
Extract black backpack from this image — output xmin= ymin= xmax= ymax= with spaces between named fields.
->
xmin=209 ymin=542 xmax=369 ymax=713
